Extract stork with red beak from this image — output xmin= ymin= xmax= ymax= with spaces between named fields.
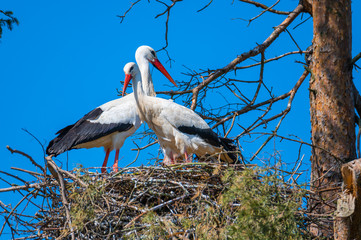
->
xmin=46 ymin=46 xmax=175 ymax=173
xmin=123 ymin=62 xmax=238 ymax=165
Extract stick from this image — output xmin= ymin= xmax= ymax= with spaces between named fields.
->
xmin=6 ymin=146 xmax=44 ymax=172
xmin=124 ymin=194 xmax=188 ymax=228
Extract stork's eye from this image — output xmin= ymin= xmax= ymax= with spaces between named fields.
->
xmin=129 ymin=66 xmax=134 ymax=72
xmin=150 ymin=50 xmax=156 ymax=57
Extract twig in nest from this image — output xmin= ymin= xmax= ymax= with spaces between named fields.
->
xmin=45 ymin=156 xmax=75 ymax=240
xmin=124 ymin=194 xmax=189 ymax=229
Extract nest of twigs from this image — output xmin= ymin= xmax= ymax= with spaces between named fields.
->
xmin=41 ymin=160 xmax=246 ymax=239
xmin=1 ymin=147 xmax=311 ymax=239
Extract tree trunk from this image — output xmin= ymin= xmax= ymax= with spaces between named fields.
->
xmin=309 ymin=0 xmax=355 ymax=237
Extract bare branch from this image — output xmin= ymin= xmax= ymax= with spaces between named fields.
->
xmin=0 ymin=189 xmax=36 ymax=235
xmin=0 ymin=182 xmax=45 ymax=193
xmin=45 ymin=156 xmax=75 ymax=240
xmin=197 ymin=0 xmax=213 ymax=12
xmin=235 ymin=50 xmax=308 ymax=70
xmin=352 ymin=52 xmax=361 ymax=66
xmin=154 ymin=0 xmax=183 ymax=51
xmin=285 ymin=29 xmax=302 ymax=53
xmin=117 ymin=0 xmax=142 ymax=24
xmin=6 ymin=145 xmax=44 ymax=172
xmin=238 ymin=0 xmax=290 ymax=15
xmin=249 ymin=70 xmax=309 ymax=161
xmin=246 ymin=0 xmax=281 ymax=24
xmin=190 ymin=4 xmax=304 ymax=110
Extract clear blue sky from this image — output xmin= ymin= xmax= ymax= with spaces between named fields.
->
xmin=0 ymin=1 xmax=360 ymax=235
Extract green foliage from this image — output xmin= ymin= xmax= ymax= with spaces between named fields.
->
xmin=68 ymin=167 xmax=105 ymax=231
xmin=0 ymin=10 xmax=19 ymax=38
xmin=126 ymin=165 xmax=307 ymax=239
xmin=220 ymin=167 xmax=305 ymax=239
xmin=40 ymin=163 xmax=308 ymax=239
xmin=138 ymin=212 xmax=178 ymax=240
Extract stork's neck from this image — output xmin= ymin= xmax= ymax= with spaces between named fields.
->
xmin=132 ymin=72 xmax=148 ymax=121
xmin=136 ymin=56 xmax=156 ymax=97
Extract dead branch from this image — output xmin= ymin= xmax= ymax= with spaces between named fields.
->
xmin=246 ymin=0 xmax=282 ymax=24
xmin=117 ymin=0 xmax=142 ymax=23
xmin=190 ymin=4 xmax=304 ymax=110
xmin=238 ymin=0 xmax=290 ymax=15
xmin=351 ymin=52 xmax=361 ymax=66
xmin=214 ymin=68 xmax=306 ymax=130
xmin=197 ymin=0 xmax=213 ymax=12
xmin=6 ymin=145 xmax=44 ymax=172
xmin=154 ymin=0 xmax=183 ymax=51
xmin=45 ymin=156 xmax=75 ymax=240
xmin=235 ymin=50 xmax=308 ymax=70
xmin=10 ymin=167 xmax=44 ymax=177
xmin=250 ymin=70 xmax=308 ymax=161
xmin=0 ymin=182 xmax=45 ymax=193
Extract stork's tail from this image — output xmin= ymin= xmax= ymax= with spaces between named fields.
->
xmin=219 ymin=137 xmax=241 ymax=163
xmin=46 ymin=124 xmax=75 ymax=156
xmin=46 ymin=138 xmax=63 ymax=156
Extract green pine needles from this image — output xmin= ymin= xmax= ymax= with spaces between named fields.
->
xmin=220 ymin=167 xmax=306 ymax=239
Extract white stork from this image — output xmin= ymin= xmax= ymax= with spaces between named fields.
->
xmin=46 ymin=46 xmax=176 ymax=173
xmin=123 ymin=62 xmax=238 ymax=165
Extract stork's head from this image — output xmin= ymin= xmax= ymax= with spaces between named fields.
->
xmin=122 ymin=62 xmax=139 ymax=96
xmin=136 ymin=45 xmax=157 ymax=63
xmin=135 ymin=45 xmax=177 ymax=87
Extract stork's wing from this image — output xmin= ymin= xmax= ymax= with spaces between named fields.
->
xmin=154 ymin=98 xmax=222 ymax=147
xmin=46 ymin=95 xmax=140 ymax=156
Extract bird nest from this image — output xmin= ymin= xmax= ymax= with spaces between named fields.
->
xmin=41 ymin=161 xmax=247 ymax=239
xmin=1 ymin=146 xmax=250 ymax=239
xmin=2 ymin=147 xmax=312 ymax=239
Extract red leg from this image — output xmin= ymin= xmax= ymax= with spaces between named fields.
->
xmin=163 ymin=153 xmax=174 ymax=165
xmin=163 ymin=157 xmax=170 ymax=165
xmin=101 ymin=149 xmax=111 ymax=173
xmin=184 ymin=152 xmax=192 ymax=163
xmin=170 ymin=153 xmax=175 ymax=164
xmin=112 ymin=149 xmax=120 ymax=172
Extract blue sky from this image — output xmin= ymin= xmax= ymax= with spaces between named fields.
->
xmin=0 ymin=1 xmax=360 ymax=235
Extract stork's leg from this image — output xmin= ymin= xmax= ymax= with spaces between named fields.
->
xmin=170 ymin=153 xmax=175 ymax=164
xmin=112 ymin=149 xmax=120 ymax=172
xmin=163 ymin=152 xmax=175 ymax=165
xmin=163 ymin=155 xmax=171 ymax=165
xmin=101 ymin=149 xmax=111 ymax=173
xmin=184 ymin=152 xmax=192 ymax=163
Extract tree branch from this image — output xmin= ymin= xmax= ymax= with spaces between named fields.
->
xmin=238 ymin=0 xmax=290 ymax=15
xmin=190 ymin=4 xmax=304 ymax=110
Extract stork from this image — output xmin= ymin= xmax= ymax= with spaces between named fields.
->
xmin=46 ymin=46 xmax=176 ymax=173
xmin=123 ymin=62 xmax=238 ymax=165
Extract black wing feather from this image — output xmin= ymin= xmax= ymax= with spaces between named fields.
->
xmin=219 ymin=137 xmax=239 ymax=163
xmin=177 ymin=125 xmax=239 ymax=163
xmin=46 ymin=108 xmax=133 ymax=156
xmin=177 ymin=126 xmax=222 ymax=147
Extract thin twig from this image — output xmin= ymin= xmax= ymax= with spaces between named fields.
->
xmin=247 ymin=0 xmax=281 ymax=25
xmin=45 ymin=156 xmax=75 ymax=240
xmin=197 ymin=0 xmax=213 ymax=12
xmin=6 ymin=146 xmax=44 ymax=172
xmin=117 ymin=0 xmax=142 ymax=23
xmin=250 ymin=70 xmax=308 ymax=161
xmin=190 ymin=4 xmax=304 ymax=110
xmin=238 ymin=0 xmax=290 ymax=15
xmin=124 ymin=194 xmax=188 ymax=229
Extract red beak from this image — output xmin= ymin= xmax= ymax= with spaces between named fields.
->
xmin=151 ymin=59 xmax=178 ymax=87
xmin=122 ymin=74 xmax=132 ymax=96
